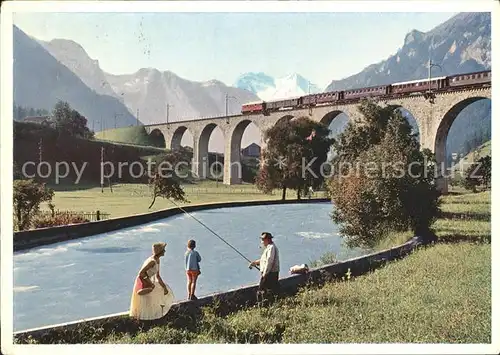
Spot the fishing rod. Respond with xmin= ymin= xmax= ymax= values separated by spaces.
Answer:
xmin=168 ymin=198 xmax=260 ymax=271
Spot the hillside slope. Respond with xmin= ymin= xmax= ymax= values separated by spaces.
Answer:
xmin=451 ymin=140 xmax=491 ymax=173
xmin=13 ymin=121 xmax=166 ymax=185
xmin=95 ymin=126 xmax=166 ymax=148
xmin=13 ymin=26 xmax=140 ymax=130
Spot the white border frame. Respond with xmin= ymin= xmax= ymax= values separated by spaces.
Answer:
xmin=1 ymin=1 xmax=498 ymax=354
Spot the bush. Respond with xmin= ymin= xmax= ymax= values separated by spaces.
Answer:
xmin=328 ymin=100 xmax=441 ymax=248
xmin=13 ymin=179 xmax=54 ymax=230
xmin=33 ymin=214 xmax=90 ymax=228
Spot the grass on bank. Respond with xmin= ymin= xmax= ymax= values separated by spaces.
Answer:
xmin=375 ymin=190 xmax=491 ymax=250
xmin=42 ymin=181 xmax=328 ymax=218
xmin=101 ymin=245 xmax=490 ymax=344
xmin=94 ymin=126 xmax=165 ymax=148
xmin=34 ymin=189 xmax=488 ymax=344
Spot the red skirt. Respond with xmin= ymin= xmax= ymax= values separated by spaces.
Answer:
xmin=134 ymin=276 xmax=144 ymax=293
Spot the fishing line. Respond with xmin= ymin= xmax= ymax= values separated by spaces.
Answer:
xmin=168 ymin=198 xmax=260 ymax=271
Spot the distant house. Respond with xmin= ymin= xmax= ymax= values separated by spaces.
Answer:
xmin=23 ymin=115 xmax=54 ymax=127
xmin=241 ymin=143 xmax=261 ymax=158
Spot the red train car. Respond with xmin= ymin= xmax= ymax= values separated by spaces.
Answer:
xmin=241 ymin=101 xmax=265 ymax=114
xmin=448 ymin=70 xmax=491 ymax=88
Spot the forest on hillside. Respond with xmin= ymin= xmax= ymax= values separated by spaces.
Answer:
xmin=13 ymin=103 xmax=50 ymax=121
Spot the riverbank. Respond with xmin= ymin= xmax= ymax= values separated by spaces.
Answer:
xmin=100 ymin=191 xmax=491 ymax=344
xmin=43 ymin=181 xmax=326 ymax=218
xmin=100 ymin=242 xmax=490 ymax=344
xmin=17 ymin=190 xmax=490 ymax=344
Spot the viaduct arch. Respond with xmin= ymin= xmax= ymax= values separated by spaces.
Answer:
xmin=144 ymin=86 xmax=491 ymax=193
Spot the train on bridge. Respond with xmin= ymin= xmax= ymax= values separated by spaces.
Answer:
xmin=241 ymin=70 xmax=491 ymax=115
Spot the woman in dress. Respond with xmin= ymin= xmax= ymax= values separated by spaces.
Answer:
xmin=129 ymin=242 xmax=175 ymax=320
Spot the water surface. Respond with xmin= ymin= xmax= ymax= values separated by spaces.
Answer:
xmin=14 ymin=202 xmax=368 ymax=331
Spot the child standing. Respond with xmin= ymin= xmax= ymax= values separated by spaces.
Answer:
xmin=185 ymin=239 xmax=202 ymax=300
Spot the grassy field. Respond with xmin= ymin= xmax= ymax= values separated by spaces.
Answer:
xmin=31 ymin=189 xmax=488 ymax=344
xmin=43 ymin=181 xmax=328 ymax=218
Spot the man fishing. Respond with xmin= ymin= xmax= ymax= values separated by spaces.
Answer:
xmin=249 ymin=232 xmax=280 ymax=305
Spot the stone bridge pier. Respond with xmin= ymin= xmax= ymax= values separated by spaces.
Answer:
xmin=386 ymin=87 xmax=491 ymax=194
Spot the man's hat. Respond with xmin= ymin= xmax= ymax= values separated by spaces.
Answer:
xmin=260 ymin=232 xmax=273 ymax=240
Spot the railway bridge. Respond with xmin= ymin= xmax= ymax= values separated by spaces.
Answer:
xmin=144 ymin=85 xmax=491 ymax=193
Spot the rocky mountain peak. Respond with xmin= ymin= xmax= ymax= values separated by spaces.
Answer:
xmin=325 ymin=12 xmax=491 ymax=92
xmin=404 ymin=29 xmax=425 ymax=46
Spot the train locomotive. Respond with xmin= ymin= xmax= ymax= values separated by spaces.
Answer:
xmin=241 ymin=70 xmax=491 ymax=115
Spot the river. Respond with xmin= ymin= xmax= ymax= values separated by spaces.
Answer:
xmin=13 ymin=202 xmax=368 ymax=331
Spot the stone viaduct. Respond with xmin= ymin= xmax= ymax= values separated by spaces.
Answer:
xmin=144 ymin=86 xmax=491 ymax=194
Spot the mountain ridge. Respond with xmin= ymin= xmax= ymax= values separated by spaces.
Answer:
xmin=13 ymin=25 xmax=140 ymax=130
xmin=324 ymin=12 xmax=490 ymax=91
xmin=38 ymin=36 xmax=260 ymax=126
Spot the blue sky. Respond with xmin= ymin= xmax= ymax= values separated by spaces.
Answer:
xmin=13 ymin=11 xmax=458 ymax=89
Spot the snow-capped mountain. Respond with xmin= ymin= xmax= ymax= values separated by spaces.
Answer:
xmin=234 ymin=72 xmax=321 ymax=101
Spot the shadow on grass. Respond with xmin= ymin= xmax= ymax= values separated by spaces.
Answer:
xmin=437 ymin=233 xmax=491 ymax=244
xmin=445 ymin=191 xmax=464 ymax=196
xmin=444 ymin=200 xmax=491 ymax=205
xmin=47 ymin=181 xmax=102 ymax=192
xmin=438 ymin=211 xmax=491 ymax=221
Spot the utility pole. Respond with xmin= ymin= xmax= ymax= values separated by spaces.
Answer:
xmin=100 ymin=115 xmax=105 ymax=139
xmin=101 ymin=146 xmax=104 ymax=193
xmin=108 ymin=146 xmax=114 ymax=193
xmin=225 ymin=93 xmax=236 ymax=124
xmin=136 ymin=109 xmax=140 ymax=126
xmin=166 ymin=103 xmax=173 ymax=128
xmin=308 ymin=80 xmax=312 ymax=116
xmin=426 ymin=47 xmax=441 ymax=104
xmin=38 ymin=138 xmax=43 ymax=164
xmin=114 ymin=113 xmax=123 ymax=129
xmin=215 ymin=152 xmax=219 ymax=188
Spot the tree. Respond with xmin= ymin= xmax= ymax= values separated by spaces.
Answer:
xmin=13 ymin=179 xmax=54 ymax=230
xmin=53 ymin=101 xmax=94 ymax=139
xmin=462 ymin=155 xmax=491 ymax=192
xmin=479 ymin=155 xmax=491 ymax=188
xmin=13 ymin=104 xmax=50 ymax=120
xmin=148 ymin=173 xmax=188 ymax=209
xmin=147 ymin=150 xmax=190 ymax=209
xmin=256 ymin=117 xmax=333 ymax=200
xmin=328 ymin=100 xmax=440 ymax=248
